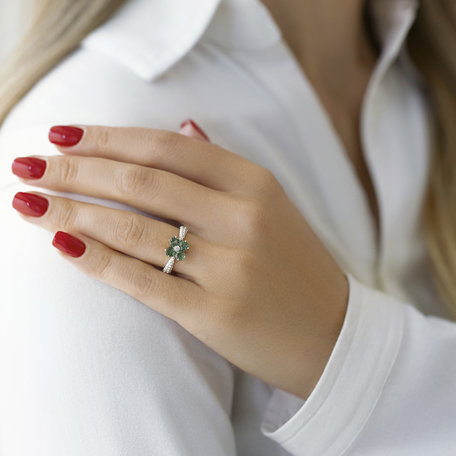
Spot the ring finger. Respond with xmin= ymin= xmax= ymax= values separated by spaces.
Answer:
xmin=11 ymin=191 xmax=220 ymax=282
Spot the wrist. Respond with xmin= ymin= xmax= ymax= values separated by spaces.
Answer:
xmin=296 ymin=272 xmax=350 ymax=400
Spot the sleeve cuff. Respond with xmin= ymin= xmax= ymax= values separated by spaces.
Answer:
xmin=260 ymin=272 xmax=405 ymax=456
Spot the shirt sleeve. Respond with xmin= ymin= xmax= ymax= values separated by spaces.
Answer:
xmin=260 ymin=272 xmax=456 ymax=455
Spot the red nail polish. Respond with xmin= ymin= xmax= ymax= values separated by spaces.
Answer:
xmin=48 ymin=126 xmax=84 ymax=147
xmin=11 ymin=157 xmax=46 ymax=179
xmin=52 ymin=231 xmax=86 ymax=257
xmin=180 ymin=119 xmax=209 ymax=141
xmin=12 ymin=192 xmax=49 ymax=217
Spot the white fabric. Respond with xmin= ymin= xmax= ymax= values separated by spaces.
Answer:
xmin=1 ymin=0 xmax=455 ymax=454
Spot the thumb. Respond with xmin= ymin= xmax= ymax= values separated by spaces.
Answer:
xmin=178 ymin=119 xmax=210 ymax=142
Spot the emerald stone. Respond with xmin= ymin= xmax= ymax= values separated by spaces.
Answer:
xmin=166 ymin=236 xmax=190 ymax=260
xmin=170 ymin=236 xmax=180 ymax=246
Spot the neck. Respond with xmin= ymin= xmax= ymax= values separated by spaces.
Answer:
xmin=260 ymin=0 xmax=377 ymax=81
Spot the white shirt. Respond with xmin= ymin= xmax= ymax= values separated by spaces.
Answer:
xmin=1 ymin=0 xmax=455 ymax=454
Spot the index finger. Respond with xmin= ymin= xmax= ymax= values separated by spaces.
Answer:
xmin=49 ymin=124 xmax=258 ymax=194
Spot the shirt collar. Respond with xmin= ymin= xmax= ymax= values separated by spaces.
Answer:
xmin=81 ymin=0 xmax=222 ymax=81
xmin=370 ymin=0 xmax=423 ymax=85
xmin=81 ymin=0 xmax=420 ymax=82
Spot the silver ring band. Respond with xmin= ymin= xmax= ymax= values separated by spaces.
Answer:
xmin=163 ymin=225 xmax=190 ymax=274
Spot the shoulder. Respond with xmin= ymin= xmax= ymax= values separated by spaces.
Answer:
xmin=0 ymin=0 xmax=283 ymax=142
xmin=1 ymin=0 xmax=221 ymax=132
xmin=0 ymin=0 xmax=282 ymax=185
xmin=0 ymin=0 xmax=226 ymax=178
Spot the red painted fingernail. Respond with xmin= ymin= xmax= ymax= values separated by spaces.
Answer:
xmin=48 ymin=126 xmax=84 ymax=147
xmin=52 ymin=231 xmax=86 ymax=257
xmin=11 ymin=157 xmax=46 ymax=179
xmin=12 ymin=192 xmax=49 ymax=217
xmin=180 ymin=119 xmax=209 ymax=141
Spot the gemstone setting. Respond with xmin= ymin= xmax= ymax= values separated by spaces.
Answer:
xmin=165 ymin=236 xmax=189 ymax=261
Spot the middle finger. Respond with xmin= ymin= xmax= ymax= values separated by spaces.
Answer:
xmin=12 ymin=154 xmax=233 ymax=236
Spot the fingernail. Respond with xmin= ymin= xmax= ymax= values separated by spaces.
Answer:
xmin=12 ymin=192 xmax=49 ymax=217
xmin=180 ymin=119 xmax=210 ymax=141
xmin=48 ymin=125 xmax=84 ymax=147
xmin=52 ymin=231 xmax=86 ymax=257
xmin=11 ymin=157 xmax=46 ymax=179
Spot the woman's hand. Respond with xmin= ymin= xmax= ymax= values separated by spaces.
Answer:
xmin=11 ymin=120 xmax=348 ymax=400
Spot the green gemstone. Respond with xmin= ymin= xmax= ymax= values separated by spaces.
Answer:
xmin=166 ymin=235 xmax=189 ymax=261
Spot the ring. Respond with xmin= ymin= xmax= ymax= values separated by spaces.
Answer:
xmin=162 ymin=225 xmax=190 ymax=273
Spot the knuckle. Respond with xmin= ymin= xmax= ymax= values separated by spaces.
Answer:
xmin=115 ymin=214 xmax=147 ymax=247
xmin=223 ymin=248 xmax=260 ymax=299
xmin=253 ymin=166 xmax=283 ymax=196
xmin=153 ymin=130 xmax=182 ymax=160
xmin=132 ymin=269 xmax=155 ymax=298
xmin=59 ymin=157 xmax=80 ymax=186
xmin=258 ymin=166 xmax=278 ymax=186
xmin=95 ymin=127 xmax=111 ymax=154
xmin=56 ymin=199 xmax=78 ymax=230
xmin=116 ymin=165 xmax=154 ymax=197
xmin=135 ymin=128 xmax=156 ymax=156
xmin=238 ymin=198 xmax=267 ymax=233
xmin=87 ymin=251 xmax=112 ymax=277
xmin=231 ymin=248 xmax=257 ymax=275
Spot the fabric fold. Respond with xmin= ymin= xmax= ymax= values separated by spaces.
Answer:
xmin=260 ymin=273 xmax=405 ymax=455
